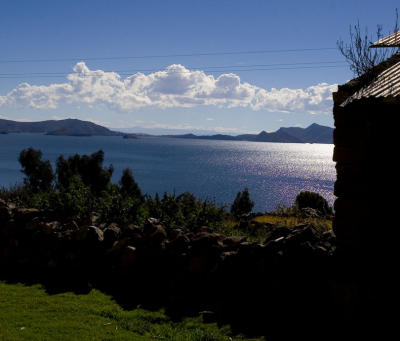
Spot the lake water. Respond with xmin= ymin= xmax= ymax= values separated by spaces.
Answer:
xmin=0 ymin=133 xmax=335 ymax=212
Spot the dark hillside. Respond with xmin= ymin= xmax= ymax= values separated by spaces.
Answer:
xmin=253 ymin=130 xmax=303 ymax=143
xmin=279 ymin=123 xmax=333 ymax=143
xmin=0 ymin=118 xmax=121 ymax=136
xmin=170 ymin=123 xmax=333 ymax=144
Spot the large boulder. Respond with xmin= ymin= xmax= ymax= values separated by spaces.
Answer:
xmin=103 ymin=223 xmax=121 ymax=247
xmin=187 ymin=254 xmax=212 ymax=273
xmin=0 ymin=205 xmax=12 ymax=224
xmin=143 ymin=218 xmax=160 ymax=234
xmin=186 ymin=232 xmax=225 ymax=274
xmin=148 ymin=225 xmax=167 ymax=245
xmin=222 ymin=236 xmax=246 ymax=251
xmin=237 ymin=241 xmax=261 ymax=255
xmin=0 ymin=198 xmax=7 ymax=207
xmin=2 ymin=220 xmax=17 ymax=238
xmin=300 ymin=207 xmax=321 ymax=218
xmin=143 ymin=219 xmax=167 ymax=245
xmin=165 ymin=232 xmax=190 ymax=254
xmin=39 ymin=221 xmax=61 ymax=235
xmin=76 ymin=225 xmax=104 ymax=244
xmin=285 ymin=224 xmax=320 ymax=246
xmin=120 ymin=246 xmax=137 ymax=267
xmin=13 ymin=208 xmax=40 ymax=225
xmin=190 ymin=232 xmax=224 ymax=254
xmin=104 ymin=238 xmax=128 ymax=262
xmin=121 ymin=224 xmax=141 ymax=238
xmin=167 ymin=227 xmax=184 ymax=241
xmin=64 ymin=220 xmax=79 ymax=231
xmin=25 ymin=217 xmax=41 ymax=231
xmin=264 ymin=226 xmax=291 ymax=244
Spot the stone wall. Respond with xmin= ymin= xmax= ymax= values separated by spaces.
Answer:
xmin=0 ymin=199 xmax=337 ymax=340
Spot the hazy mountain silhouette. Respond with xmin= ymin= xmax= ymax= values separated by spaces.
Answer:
xmin=169 ymin=123 xmax=333 ymax=144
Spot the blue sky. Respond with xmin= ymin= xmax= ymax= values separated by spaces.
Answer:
xmin=0 ymin=0 xmax=398 ymax=134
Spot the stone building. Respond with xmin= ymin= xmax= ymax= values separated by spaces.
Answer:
xmin=333 ymin=31 xmax=400 ymax=258
xmin=332 ymin=31 xmax=400 ymax=335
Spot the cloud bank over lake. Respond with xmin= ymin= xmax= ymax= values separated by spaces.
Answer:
xmin=0 ymin=62 xmax=337 ymax=115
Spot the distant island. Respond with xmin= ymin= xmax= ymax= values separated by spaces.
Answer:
xmin=0 ymin=118 xmax=333 ymax=143
xmin=165 ymin=123 xmax=333 ymax=144
xmin=122 ymin=133 xmax=138 ymax=139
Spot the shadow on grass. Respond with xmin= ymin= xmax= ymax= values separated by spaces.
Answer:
xmin=1 ymin=256 xmax=340 ymax=341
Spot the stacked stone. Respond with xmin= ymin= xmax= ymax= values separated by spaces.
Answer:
xmin=0 ymin=199 xmax=337 ymax=339
xmin=333 ymin=84 xmax=369 ymax=259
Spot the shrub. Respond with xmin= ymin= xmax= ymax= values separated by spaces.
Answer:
xmin=230 ymin=188 xmax=254 ymax=220
xmin=119 ymin=168 xmax=143 ymax=203
xmin=58 ymin=176 xmax=95 ymax=219
xmin=98 ymin=184 xmax=145 ymax=225
xmin=144 ymin=192 xmax=226 ymax=232
xmin=19 ymin=148 xmax=54 ymax=193
xmin=56 ymin=150 xmax=113 ymax=194
xmin=295 ymin=191 xmax=333 ymax=216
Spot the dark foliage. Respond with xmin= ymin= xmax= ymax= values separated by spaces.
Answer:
xmin=295 ymin=191 xmax=333 ymax=216
xmin=19 ymin=148 xmax=54 ymax=193
xmin=230 ymin=188 xmax=254 ymax=219
xmin=119 ymin=168 xmax=143 ymax=202
xmin=145 ymin=192 xmax=226 ymax=231
xmin=97 ymin=184 xmax=145 ymax=225
xmin=56 ymin=150 xmax=113 ymax=194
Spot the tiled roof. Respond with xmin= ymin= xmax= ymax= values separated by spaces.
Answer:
xmin=370 ymin=31 xmax=400 ymax=47
xmin=341 ymin=57 xmax=400 ymax=105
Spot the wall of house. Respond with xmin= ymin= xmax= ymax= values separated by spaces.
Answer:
xmin=332 ymin=88 xmax=399 ymax=335
xmin=333 ymin=52 xmax=400 ymax=270
xmin=333 ymin=92 xmax=398 ymax=262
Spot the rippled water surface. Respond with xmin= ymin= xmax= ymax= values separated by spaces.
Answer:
xmin=0 ymin=134 xmax=335 ymax=212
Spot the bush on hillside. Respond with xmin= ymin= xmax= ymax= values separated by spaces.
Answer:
xmin=230 ymin=188 xmax=254 ymax=220
xmin=145 ymin=192 xmax=226 ymax=231
xmin=56 ymin=150 xmax=113 ymax=194
xmin=295 ymin=191 xmax=333 ymax=216
xmin=120 ymin=168 xmax=143 ymax=202
xmin=19 ymin=148 xmax=54 ymax=193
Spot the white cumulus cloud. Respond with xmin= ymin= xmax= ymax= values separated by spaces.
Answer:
xmin=0 ymin=62 xmax=337 ymax=114
xmin=252 ymin=83 xmax=337 ymax=114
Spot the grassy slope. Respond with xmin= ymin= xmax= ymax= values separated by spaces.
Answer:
xmin=213 ymin=214 xmax=332 ymax=243
xmin=0 ymin=281 xmax=263 ymax=341
xmin=253 ymin=214 xmax=332 ymax=231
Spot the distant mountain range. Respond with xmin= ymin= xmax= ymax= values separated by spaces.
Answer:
xmin=0 ymin=118 xmax=333 ymax=143
xmin=167 ymin=123 xmax=333 ymax=144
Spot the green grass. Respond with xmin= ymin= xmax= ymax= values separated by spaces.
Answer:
xmin=211 ymin=214 xmax=332 ymax=244
xmin=0 ymin=281 xmax=263 ymax=341
xmin=253 ymin=214 xmax=332 ymax=231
